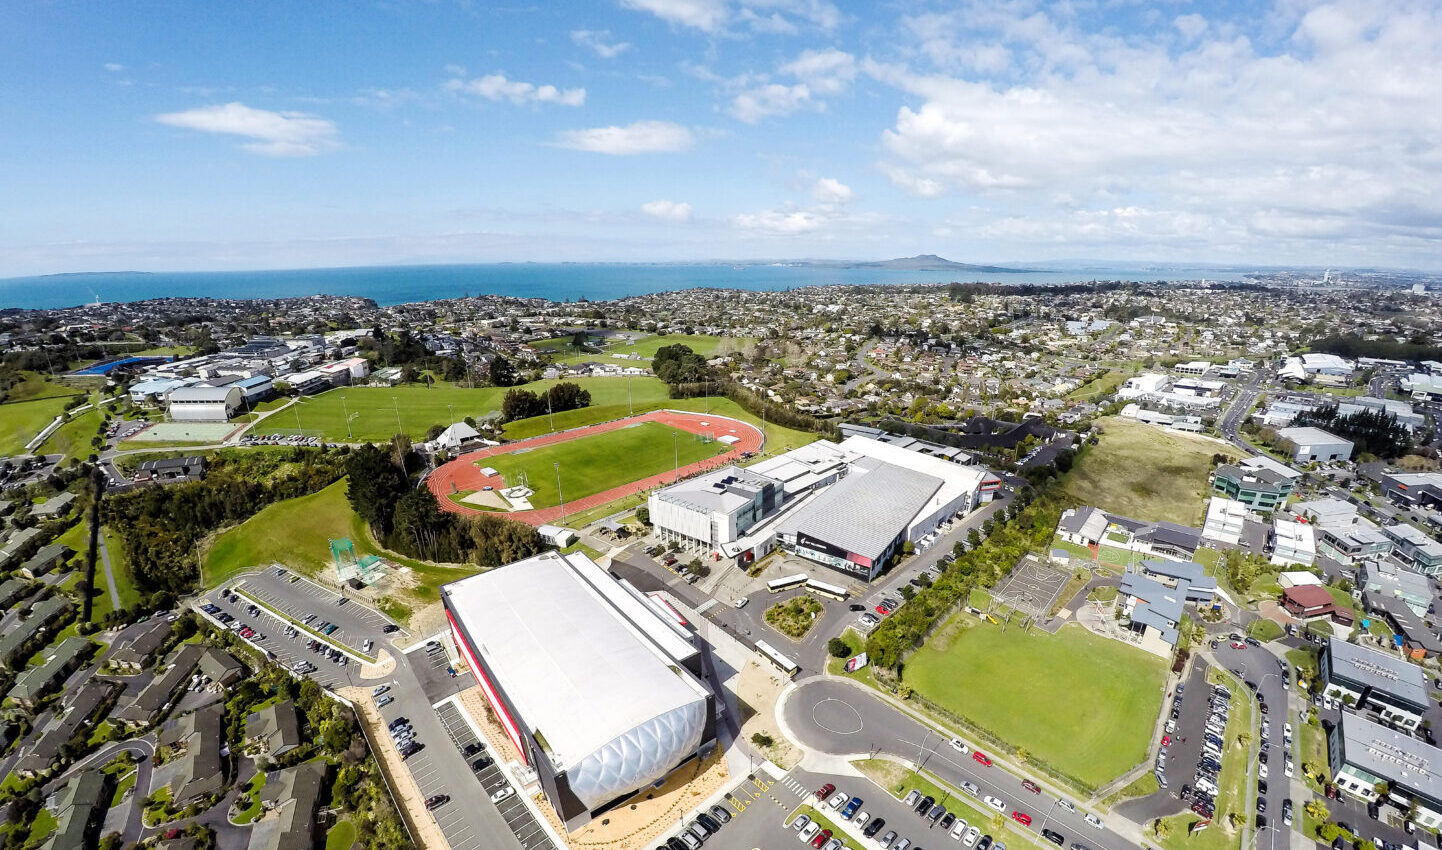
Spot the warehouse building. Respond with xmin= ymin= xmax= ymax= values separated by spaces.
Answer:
xmin=166 ymin=385 xmax=243 ymax=421
xmin=647 ymin=465 xmax=784 ymax=558
xmin=1276 ymin=426 xmax=1354 ymax=463
xmin=1381 ymin=472 xmax=1442 ymax=511
xmin=1210 ymin=461 xmax=1296 ymax=511
xmin=1384 ymin=524 xmax=1442 ymax=576
xmin=443 ymin=551 xmax=715 ymax=830
xmin=1328 ymin=711 xmax=1442 ymax=828
xmin=1320 ymin=638 xmax=1429 ymax=730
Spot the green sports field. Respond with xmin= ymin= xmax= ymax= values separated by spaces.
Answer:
xmin=534 ymin=333 xmax=753 ymax=367
xmin=477 ymin=421 xmax=723 ymax=509
xmin=903 ymin=619 xmax=1166 ymax=789
xmin=250 ymin=377 xmax=670 ymax=443
xmin=0 ymin=394 xmax=78 ymax=455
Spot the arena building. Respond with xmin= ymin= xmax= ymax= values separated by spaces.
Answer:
xmin=442 ymin=551 xmax=715 ymax=830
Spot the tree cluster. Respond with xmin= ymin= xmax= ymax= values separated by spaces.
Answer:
xmin=1296 ymin=403 xmax=1411 ymax=459
xmin=652 ymin=343 xmax=717 ymax=384
xmin=104 ymin=448 xmax=348 ymax=593
xmin=500 ymin=382 xmax=591 ymax=422
xmin=1310 ymin=332 xmax=1442 ymax=365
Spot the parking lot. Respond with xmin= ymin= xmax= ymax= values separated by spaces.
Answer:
xmin=227 ymin=568 xmax=403 ymax=657
xmin=433 ymin=701 xmax=556 ymax=850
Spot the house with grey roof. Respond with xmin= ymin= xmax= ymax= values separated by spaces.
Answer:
xmin=1358 ymin=558 xmax=1433 ymax=617
xmin=20 ymin=543 xmax=72 ymax=578
xmin=0 ymin=576 xmax=36 ymax=610
xmin=113 ymin=643 xmax=241 ymax=729
xmin=0 ymin=526 xmax=42 ymax=570
xmin=1321 ymin=637 xmax=1430 ymax=729
xmin=7 ymin=637 xmax=96 ymax=708
xmin=30 ymin=492 xmax=76 ymax=520
xmin=0 ymin=595 xmax=73 ymax=668
xmin=13 ymin=680 xmax=121 ymax=778
xmin=1118 ymin=573 xmax=1185 ymax=656
xmin=159 ymin=702 xmax=226 ymax=804
xmin=247 ymin=760 xmax=328 ymax=850
xmin=244 ymin=701 xmax=303 ymax=758
xmin=1055 ymin=507 xmax=1204 ymax=562
xmin=106 ymin=619 xmax=172 ymax=672
xmin=39 ymin=768 xmax=111 ymax=850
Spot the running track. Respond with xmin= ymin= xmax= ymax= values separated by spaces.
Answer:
xmin=427 ymin=410 xmax=765 ymax=525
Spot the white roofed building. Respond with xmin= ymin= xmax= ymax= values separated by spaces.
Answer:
xmin=166 ymin=385 xmax=242 ymax=421
xmin=443 ymin=551 xmax=714 ymax=830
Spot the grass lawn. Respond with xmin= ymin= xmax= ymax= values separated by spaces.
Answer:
xmin=1067 ymin=370 xmax=1132 ymax=400
xmin=765 ymin=596 xmax=823 ymax=640
xmin=1101 ymin=771 xmax=1159 ymax=808
xmin=251 ymin=377 xmax=668 ymax=443
xmin=1247 ymin=619 xmax=1285 ymax=641
xmin=26 ymin=808 xmax=57 ymax=845
xmin=326 ymin=818 xmax=358 ymax=850
xmin=110 ymin=769 xmax=138 ymax=806
xmin=1154 ymin=668 xmax=1252 ymax=850
xmin=480 ymin=421 xmax=723 ymax=509
xmin=203 ymin=478 xmax=480 ymax=620
xmin=1062 ymin=417 xmax=1236 ymax=526
xmin=3 ymin=371 xmax=83 ymax=403
xmin=41 ymin=402 xmax=105 ymax=459
xmin=233 ymin=772 xmax=267 ymax=824
xmin=902 ymin=619 xmax=1167 ymax=790
xmin=559 ymin=540 xmax=605 ymax=561
xmin=852 ymin=760 xmax=1051 ymax=850
xmin=0 ymin=394 xmax=76 ymax=455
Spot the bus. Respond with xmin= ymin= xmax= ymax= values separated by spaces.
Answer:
xmin=755 ymin=640 xmax=800 ymax=678
xmin=766 ymin=573 xmax=808 ymax=593
xmin=804 ymin=578 xmax=849 ymax=601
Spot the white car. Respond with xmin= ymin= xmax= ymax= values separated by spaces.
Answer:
xmin=1057 ymin=799 xmax=1076 ymax=812
xmin=1258 ymin=763 xmax=1269 ymax=779
xmin=963 ymin=827 xmax=980 ymax=847
xmin=960 ymin=781 xmax=980 ymax=797
xmin=830 ymin=792 xmax=849 ymax=810
xmin=949 ymin=738 xmax=969 ymax=754
xmin=1285 ymin=760 xmax=1294 ymax=778
xmin=490 ymin=787 xmax=515 ymax=803
xmin=372 ymin=684 xmax=389 ymax=697
xmin=1084 ymin=813 xmax=1103 ymax=830
xmin=950 ymin=819 xmax=968 ymax=841
xmin=800 ymin=823 xmax=821 ymax=843
xmin=855 ymin=812 xmax=871 ymax=828
xmin=792 ymin=815 xmax=811 ymax=832
xmin=983 ymin=795 xmax=1006 ymax=812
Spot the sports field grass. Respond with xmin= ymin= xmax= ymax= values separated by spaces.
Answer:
xmin=1061 ymin=417 xmax=1237 ymax=526
xmin=902 ymin=619 xmax=1167 ymax=789
xmin=203 ymin=479 xmax=480 ymax=620
xmin=251 ymin=377 xmax=669 ymax=443
xmin=0 ymin=394 xmax=76 ymax=455
xmin=479 ymin=421 xmax=722 ymax=509
xmin=3 ymin=371 xmax=82 ymax=403
xmin=1066 ymin=370 xmax=1132 ymax=400
xmin=536 ymin=333 xmax=752 ymax=366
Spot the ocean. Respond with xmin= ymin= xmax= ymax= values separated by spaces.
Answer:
xmin=0 ymin=263 xmax=1249 ymax=310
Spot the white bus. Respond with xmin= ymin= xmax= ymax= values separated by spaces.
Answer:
xmin=767 ymin=573 xmax=808 ymax=593
xmin=804 ymin=578 xmax=848 ymax=601
xmin=755 ymin=640 xmax=800 ymax=678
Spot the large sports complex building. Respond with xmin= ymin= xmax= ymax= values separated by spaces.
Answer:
xmin=442 ymin=551 xmax=716 ymax=830
xmin=648 ymin=432 xmax=1002 ymax=580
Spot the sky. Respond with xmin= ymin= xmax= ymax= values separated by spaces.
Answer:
xmin=3 ymin=0 xmax=1442 ymax=277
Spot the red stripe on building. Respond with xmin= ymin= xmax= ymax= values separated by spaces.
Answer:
xmin=446 ymin=610 xmax=528 ymax=765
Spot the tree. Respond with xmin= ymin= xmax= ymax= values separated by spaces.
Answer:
xmin=345 ymin=444 xmax=409 ymax=536
xmin=501 ymin=389 xmax=544 ymax=421
xmin=899 ymin=585 xmax=916 ymax=602
xmin=1304 ymin=800 xmax=1329 ymax=822
xmin=546 ymin=381 xmax=592 ymax=413
xmin=1152 ymin=819 xmax=1172 ymax=839
xmin=828 ymin=638 xmax=851 ymax=658
xmin=1319 ymin=823 xmax=1343 ymax=843
xmin=487 ymin=355 xmax=519 ymax=387
xmin=967 ymin=528 xmax=982 ymax=549
xmin=750 ymin=732 xmax=774 ymax=748
xmin=652 ymin=344 xmax=715 ymax=384
xmin=634 ymin=506 xmax=651 ymax=525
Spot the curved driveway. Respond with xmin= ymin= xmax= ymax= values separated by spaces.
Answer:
xmin=784 ymin=678 xmax=1146 ymax=850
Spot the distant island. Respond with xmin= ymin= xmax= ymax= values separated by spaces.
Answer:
xmin=801 ymin=254 xmax=1038 ymax=273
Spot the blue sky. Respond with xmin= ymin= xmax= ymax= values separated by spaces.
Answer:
xmin=3 ymin=0 xmax=1441 ymax=276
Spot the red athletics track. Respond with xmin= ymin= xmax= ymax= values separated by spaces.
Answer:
xmin=426 ymin=409 xmax=765 ymax=525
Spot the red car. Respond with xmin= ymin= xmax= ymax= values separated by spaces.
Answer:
xmin=812 ymin=830 xmax=833 ymax=849
xmin=1230 ymin=641 xmax=1246 ymax=649
xmin=972 ymin=751 xmax=992 ymax=766
xmin=874 ymin=599 xmax=899 ymax=616
xmin=1021 ymin=780 xmax=1040 ymax=794
xmin=1012 ymin=812 xmax=1032 ymax=826
xmin=1161 ymin=735 xmax=1172 ymax=748
xmin=815 ymin=783 xmax=835 ymax=801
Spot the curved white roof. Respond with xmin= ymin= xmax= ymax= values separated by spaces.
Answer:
xmin=444 ymin=551 xmax=708 ymax=809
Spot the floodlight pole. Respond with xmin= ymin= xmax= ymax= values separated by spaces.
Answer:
xmin=448 ymin=404 xmax=455 ymax=429
xmin=341 ymin=395 xmax=352 ymax=440
xmin=548 ymin=393 xmax=554 ymax=432
xmin=674 ymin=431 xmax=679 ymax=483
xmin=392 ymin=396 xmax=403 ymax=437
xmin=555 ymin=462 xmax=565 ymax=523
xmin=294 ymin=406 xmax=303 ymax=437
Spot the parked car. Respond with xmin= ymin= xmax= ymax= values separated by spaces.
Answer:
xmin=949 ymin=738 xmax=969 ymax=754
xmin=1021 ymin=780 xmax=1040 ymax=794
xmin=424 ymin=795 xmax=449 ymax=810
xmin=490 ymin=786 xmax=514 ymax=803
xmin=1041 ymin=831 xmax=1064 ymax=847
xmin=972 ymin=751 xmax=992 ymax=766
xmin=816 ymin=784 xmax=836 ymax=801
xmin=863 ymin=818 xmax=885 ymax=839
xmin=1011 ymin=812 xmax=1031 ymax=826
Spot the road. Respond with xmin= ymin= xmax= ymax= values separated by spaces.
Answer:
xmin=1218 ymin=368 xmax=1267 ymax=454
xmin=783 ymin=678 xmax=1141 ymax=850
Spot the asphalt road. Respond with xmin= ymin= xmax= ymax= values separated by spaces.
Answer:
xmin=782 ymin=679 xmax=1140 ymax=850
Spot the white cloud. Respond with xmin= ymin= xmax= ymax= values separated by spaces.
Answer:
xmin=733 ymin=208 xmax=826 ymax=234
xmin=571 ymin=29 xmax=632 ymax=58
xmin=446 ymin=73 xmax=585 ymax=106
xmin=620 ymin=0 xmax=727 ymax=32
xmin=731 ymin=83 xmax=811 ymax=122
xmin=780 ymin=48 xmax=855 ymax=95
xmin=555 ymin=120 xmax=695 ymax=155
xmin=812 ymin=177 xmax=852 ymax=204
xmin=641 ymin=199 xmax=694 ymax=221
xmin=868 ymin=1 xmax=1442 ymax=258
xmin=154 ymin=102 xmax=340 ymax=157
xmin=103 ymin=62 xmax=125 ymax=72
